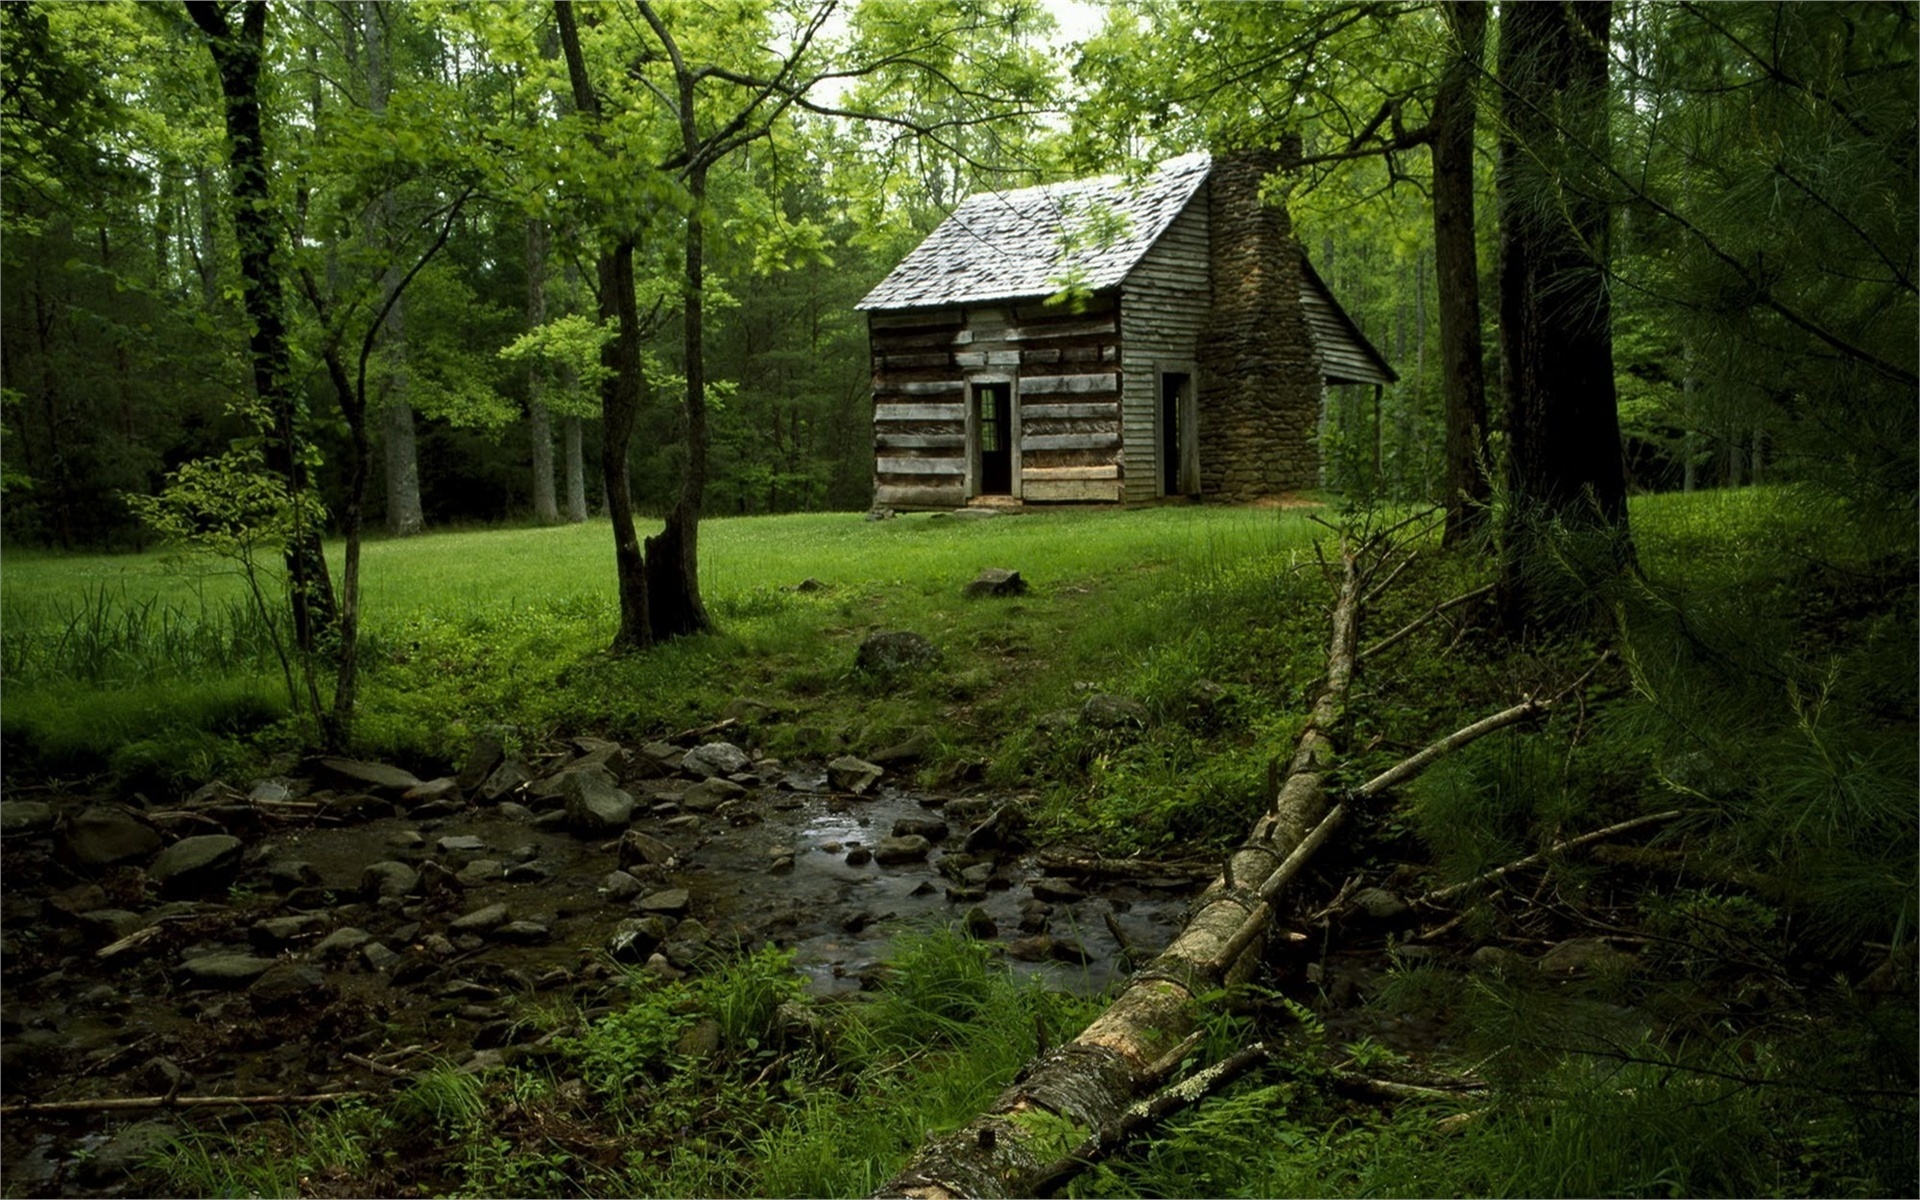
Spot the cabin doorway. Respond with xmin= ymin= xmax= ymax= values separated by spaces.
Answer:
xmin=1160 ymin=370 xmax=1196 ymax=496
xmin=974 ymin=381 xmax=1012 ymax=495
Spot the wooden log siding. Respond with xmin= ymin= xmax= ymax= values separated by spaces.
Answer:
xmin=1119 ymin=182 xmax=1212 ymax=502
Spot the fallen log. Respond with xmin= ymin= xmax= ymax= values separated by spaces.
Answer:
xmin=879 ymin=529 xmax=1601 ymax=1199
xmin=877 ymin=538 xmax=1370 ymax=1199
xmin=0 ymin=1090 xmax=370 ymax=1115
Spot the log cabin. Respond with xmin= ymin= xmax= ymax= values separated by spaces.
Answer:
xmin=857 ymin=150 xmax=1397 ymax=509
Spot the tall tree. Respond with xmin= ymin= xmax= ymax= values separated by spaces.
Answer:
xmin=183 ymin=0 xmax=336 ymax=651
xmin=1432 ymin=1 xmax=1488 ymax=544
xmin=1495 ymin=0 xmax=1630 ymax=630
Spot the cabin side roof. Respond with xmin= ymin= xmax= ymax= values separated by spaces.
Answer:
xmin=856 ymin=153 xmax=1212 ymax=311
xmin=1300 ymin=257 xmax=1399 ymax=386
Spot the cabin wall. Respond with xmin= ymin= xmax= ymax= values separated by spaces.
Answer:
xmin=1197 ymin=151 xmax=1325 ymax=500
xmin=1119 ymin=185 xmax=1211 ymax=502
xmin=870 ymin=295 xmax=1124 ymax=509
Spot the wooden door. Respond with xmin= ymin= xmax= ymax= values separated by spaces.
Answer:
xmin=975 ymin=382 xmax=1012 ymax=495
xmin=1161 ymin=371 xmax=1197 ymax=496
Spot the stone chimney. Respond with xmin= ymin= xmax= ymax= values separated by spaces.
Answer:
xmin=1197 ymin=146 xmax=1323 ymax=500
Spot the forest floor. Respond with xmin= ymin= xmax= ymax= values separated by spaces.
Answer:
xmin=1 ymin=496 xmax=1913 ymax=1197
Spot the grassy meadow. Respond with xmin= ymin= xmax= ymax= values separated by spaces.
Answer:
xmin=5 ymin=489 xmax=1914 ymax=1197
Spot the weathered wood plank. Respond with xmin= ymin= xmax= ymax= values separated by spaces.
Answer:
xmin=880 ymin=352 xmax=952 ymax=369
xmin=1022 ymin=465 xmax=1120 ymax=481
xmin=876 ymin=483 xmax=967 ymax=508
xmin=1004 ymin=319 xmax=1117 ymax=342
xmin=874 ymin=403 xmax=964 ymax=422
xmin=874 ymin=380 xmax=965 ymax=397
xmin=871 ymin=309 xmax=961 ymax=330
xmin=876 ymin=433 xmax=966 ymax=450
xmin=1024 ymin=479 xmax=1123 ymax=502
xmin=1020 ymin=373 xmax=1120 ymax=396
xmin=1022 ymin=432 xmax=1122 ymax=451
xmin=953 ymin=350 xmax=1022 ymax=368
xmin=1017 ymin=402 xmax=1120 ymax=420
xmin=876 ymin=456 xmax=966 ymax=476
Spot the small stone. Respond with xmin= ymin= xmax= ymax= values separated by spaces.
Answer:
xmin=496 ymin=801 xmax=535 ymax=822
xmin=1469 ymin=945 xmax=1530 ymax=975
xmin=494 ymin=921 xmax=551 ymax=944
xmin=963 ymin=568 xmax=1028 ymax=598
xmin=403 ymin=777 xmax=461 ymax=806
xmin=315 ymin=927 xmax=372 ymax=959
xmin=675 ymin=1018 xmax=723 ymax=1057
xmin=1080 ymin=693 xmax=1149 ymax=729
xmin=456 ymin=859 xmax=503 ymax=886
xmin=1349 ymin=886 xmax=1412 ymax=924
xmin=313 ymin=756 xmax=422 ymax=794
xmin=450 ymin=903 xmax=510 ymax=933
xmin=436 ymin=834 xmax=488 ymax=855
xmin=180 ymin=954 xmax=276 ymax=987
xmin=1538 ymin=937 xmax=1637 ymax=977
xmin=892 ymin=817 xmax=950 ymax=841
xmin=604 ymin=871 xmax=645 ymax=901
xmin=456 ymin=733 xmax=506 ymax=792
xmin=680 ymin=742 xmax=751 ymax=779
xmin=845 ymin=846 xmax=872 ymax=867
xmin=266 ymin=860 xmax=321 ymax=890
xmin=666 ymin=814 xmax=702 ymax=832
xmin=681 ymin=777 xmax=747 ymax=812
xmin=873 ymin=835 xmax=931 ymax=866
xmin=362 ymin=942 xmax=400 ymax=971
xmin=1030 ymin=877 xmax=1086 ymax=903
xmin=360 ymin=861 xmax=419 ymax=900
xmin=63 ymin=807 xmax=161 ymax=867
xmin=1006 ymin=935 xmax=1055 ymax=962
xmin=250 ymin=915 xmax=321 ymax=949
xmin=769 ymin=855 xmax=795 ymax=875
xmin=421 ymin=933 xmax=457 ymax=957
xmin=47 ymin=883 xmax=108 ymax=917
xmin=562 ymin=766 xmax=635 ymax=834
xmin=947 ymin=885 xmax=988 ymax=904
xmin=250 ymin=963 xmax=326 ymax=1011
xmin=636 ymin=889 xmax=690 ymax=917
xmin=388 ymin=830 xmax=426 ymax=850
xmin=0 ymin=800 xmax=56 ymax=836
xmin=76 ymin=1120 xmax=178 ymax=1185
xmin=962 ymin=907 xmax=997 ymax=938
xmin=855 ymin=630 xmax=940 ymax=675
xmin=480 ymin=757 xmax=535 ymax=802
xmin=828 ymin=755 xmax=886 ymax=795
xmin=149 ymin=835 xmax=244 ymax=898
xmin=1048 ymin=937 xmax=1092 ymax=965
xmin=619 ymin=830 xmax=677 ymax=869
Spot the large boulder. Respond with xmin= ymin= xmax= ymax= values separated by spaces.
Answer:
xmin=148 ymin=835 xmax=244 ymax=898
xmin=828 ymin=756 xmax=885 ymax=795
xmin=312 ymin=756 xmax=422 ymax=795
xmin=562 ymin=766 xmax=634 ymax=834
xmin=963 ymin=568 xmax=1029 ymax=598
xmin=1081 ymin=693 xmax=1149 ymax=729
xmin=873 ymin=835 xmax=931 ymax=866
xmin=680 ymin=742 xmax=751 ymax=779
xmin=63 ymin=807 xmax=161 ymax=867
xmin=681 ymin=777 xmax=747 ymax=812
xmin=856 ymin=630 xmax=940 ymax=676
xmin=0 ymin=800 xmax=56 ymax=836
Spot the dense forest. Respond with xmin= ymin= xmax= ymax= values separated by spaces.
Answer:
xmin=1 ymin=2 xmax=1913 ymax=1198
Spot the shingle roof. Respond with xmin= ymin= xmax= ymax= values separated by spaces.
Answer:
xmin=856 ymin=152 xmax=1212 ymax=311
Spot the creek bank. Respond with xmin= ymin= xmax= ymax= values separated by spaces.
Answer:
xmin=0 ymin=730 xmax=1199 ymax=1196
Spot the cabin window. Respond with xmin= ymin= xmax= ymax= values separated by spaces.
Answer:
xmin=1160 ymin=370 xmax=1197 ymax=496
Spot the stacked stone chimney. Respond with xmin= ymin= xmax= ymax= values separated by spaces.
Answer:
xmin=1197 ymin=147 xmax=1324 ymax=500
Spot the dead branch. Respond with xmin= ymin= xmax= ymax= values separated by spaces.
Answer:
xmin=1417 ymin=809 xmax=1686 ymax=907
xmin=344 ymin=1052 xmax=411 ymax=1078
xmin=1035 ymin=852 xmax=1216 ymax=882
xmin=1330 ymin=1073 xmax=1489 ymax=1103
xmin=0 ymin=1091 xmax=371 ymax=1115
xmin=1361 ymin=582 xmax=1496 ymax=661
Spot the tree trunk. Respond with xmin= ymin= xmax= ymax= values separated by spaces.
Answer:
xmin=563 ymin=412 xmax=588 ymax=522
xmin=363 ymin=2 xmax=424 ymax=539
xmin=644 ymin=157 xmax=713 ymax=639
xmin=1436 ymin=0 xmax=1490 ymax=545
xmin=1496 ymin=0 xmax=1630 ymax=632
xmin=555 ymin=0 xmax=649 ymax=650
xmin=878 ymin=550 xmax=1366 ymax=1199
xmin=185 ymin=0 xmax=336 ymax=653
xmin=526 ymin=218 xmax=560 ymax=524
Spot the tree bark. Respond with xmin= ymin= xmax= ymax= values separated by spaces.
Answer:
xmin=1496 ymin=0 xmax=1631 ymax=630
xmin=877 ymin=548 xmax=1367 ymax=1199
xmin=185 ymin=0 xmax=336 ymax=653
xmin=1435 ymin=0 xmax=1490 ymax=545
xmin=555 ymin=0 xmax=650 ymax=650
xmin=644 ymin=157 xmax=713 ymax=639
xmin=563 ymin=411 xmax=588 ymax=522
xmin=363 ymin=1 xmax=423 ymax=538
xmin=526 ymin=218 xmax=560 ymax=524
